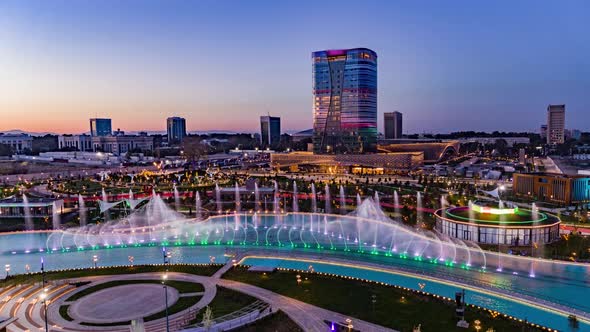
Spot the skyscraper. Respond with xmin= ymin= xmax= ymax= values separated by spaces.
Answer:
xmin=260 ymin=115 xmax=281 ymax=148
xmin=384 ymin=111 xmax=403 ymax=139
xmin=89 ymin=118 xmax=112 ymax=136
xmin=312 ymin=48 xmax=377 ymax=154
xmin=167 ymin=117 xmax=186 ymax=145
xmin=547 ymin=104 xmax=565 ymax=145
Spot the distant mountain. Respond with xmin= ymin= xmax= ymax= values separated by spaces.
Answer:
xmin=0 ymin=129 xmax=58 ymax=136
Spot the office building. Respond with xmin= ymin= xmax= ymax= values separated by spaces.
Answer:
xmin=260 ymin=115 xmax=281 ymax=148
xmin=167 ymin=117 xmax=186 ymax=145
xmin=384 ymin=111 xmax=402 ymax=139
xmin=540 ymin=125 xmax=547 ymax=139
xmin=546 ymin=105 xmax=565 ymax=145
xmin=91 ymin=135 xmax=154 ymax=155
xmin=58 ymin=134 xmax=93 ymax=151
xmin=0 ymin=134 xmax=33 ymax=153
xmin=89 ymin=118 xmax=112 ymax=136
xmin=312 ymin=48 xmax=377 ymax=154
xmin=513 ymin=172 xmax=590 ymax=205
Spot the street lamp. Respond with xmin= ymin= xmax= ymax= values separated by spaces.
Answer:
xmin=92 ymin=255 xmax=98 ymax=268
xmin=41 ymin=258 xmax=48 ymax=332
xmin=5 ymin=264 xmax=10 ymax=277
xmin=162 ymin=273 xmax=170 ymax=332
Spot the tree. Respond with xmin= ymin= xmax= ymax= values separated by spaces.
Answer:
xmin=181 ymin=136 xmax=207 ymax=169
xmin=202 ymin=306 xmax=214 ymax=330
xmin=0 ymin=144 xmax=12 ymax=157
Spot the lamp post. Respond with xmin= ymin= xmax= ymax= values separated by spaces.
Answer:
xmin=92 ymin=255 xmax=98 ymax=269
xmin=162 ymin=272 xmax=170 ymax=332
xmin=41 ymin=258 xmax=48 ymax=332
xmin=4 ymin=264 xmax=10 ymax=278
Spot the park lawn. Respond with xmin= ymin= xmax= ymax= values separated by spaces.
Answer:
xmin=0 ymin=264 xmax=222 ymax=288
xmin=59 ymin=305 xmax=74 ymax=321
xmin=223 ymin=267 xmax=542 ymax=332
xmin=191 ymin=286 xmax=257 ymax=325
xmin=229 ymin=310 xmax=303 ymax=332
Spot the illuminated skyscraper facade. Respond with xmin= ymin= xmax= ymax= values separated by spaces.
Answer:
xmin=312 ymin=48 xmax=377 ymax=154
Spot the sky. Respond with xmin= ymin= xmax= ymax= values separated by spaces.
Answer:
xmin=1 ymin=0 xmax=589 ymax=135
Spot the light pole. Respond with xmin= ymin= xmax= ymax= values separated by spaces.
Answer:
xmin=162 ymin=272 xmax=170 ymax=332
xmin=4 ymin=264 xmax=10 ymax=278
xmin=41 ymin=258 xmax=48 ymax=332
xmin=92 ymin=255 xmax=98 ymax=269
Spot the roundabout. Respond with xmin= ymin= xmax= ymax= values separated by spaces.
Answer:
xmin=68 ymin=283 xmax=180 ymax=324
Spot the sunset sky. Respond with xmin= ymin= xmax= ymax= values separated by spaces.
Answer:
xmin=1 ymin=0 xmax=589 ymax=134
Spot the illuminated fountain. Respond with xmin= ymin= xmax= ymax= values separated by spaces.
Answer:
xmin=292 ymin=181 xmax=298 ymax=212
xmin=324 ymin=184 xmax=331 ymax=214
xmin=254 ymin=182 xmax=260 ymax=212
xmin=195 ymin=191 xmax=202 ymax=220
xmin=52 ymin=202 xmax=61 ymax=230
xmin=339 ymin=186 xmax=345 ymax=214
xmin=174 ymin=184 xmax=181 ymax=211
xmin=273 ymin=181 xmax=279 ymax=213
xmin=78 ymin=194 xmax=87 ymax=227
xmin=393 ymin=191 xmax=401 ymax=222
xmin=311 ymin=183 xmax=317 ymax=213
xmin=215 ymin=183 xmax=222 ymax=213
xmin=22 ymin=194 xmax=34 ymax=231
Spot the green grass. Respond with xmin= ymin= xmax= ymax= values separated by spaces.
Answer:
xmin=0 ymin=264 xmax=222 ymax=288
xmin=229 ymin=310 xmax=303 ymax=332
xmin=191 ymin=286 xmax=257 ymax=325
xmin=66 ymin=279 xmax=203 ymax=301
xmin=59 ymin=305 xmax=74 ymax=321
xmin=144 ymin=296 xmax=201 ymax=321
xmin=223 ymin=267 xmax=544 ymax=332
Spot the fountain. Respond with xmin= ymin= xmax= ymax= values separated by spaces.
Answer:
xmin=215 ymin=183 xmax=222 ymax=213
xmin=374 ymin=191 xmax=380 ymax=206
xmin=324 ymin=184 xmax=331 ymax=214
xmin=393 ymin=191 xmax=401 ymax=222
xmin=235 ymin=183 xmax=241 ymax=213
xmin=311 ymin=183 xmax=317 ymax=213
xmin=129 ymin=189 xmax=134 ymax=201
xmin=195 ymin=191 xmax=202 ymax=220
xmin=292 ymin=181 xmax=299 ymax=212
xmin=22 ymin=194 xmax=34 ymax=231
xmin=174 ymin=184 xmax=181 ymax=211
xmin=52 ymin=202 xmax=60 ymax=230
xmin=356 ymin=193 xmax=362 ymax=207
xmin=101 ymin=188 xmax=108 ymax=202
xmin=339 ymin=185 xmax=346 ymax=214
xmin=416 ymin=192 xmax=423 ymax=225
xmin=78 ymin=194 xmax=87 ymax=227
xmin=254 ymin=182 xmax=260 ymax=212
xmin=273 ymin=181 xmax=279 ymax=213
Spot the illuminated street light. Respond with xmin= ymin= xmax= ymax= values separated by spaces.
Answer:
xmin=92 ymin=255 xmax=98 ymax=268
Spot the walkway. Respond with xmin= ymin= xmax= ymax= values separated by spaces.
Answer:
xmin=4 ymin=267 xmax=396 ymax=332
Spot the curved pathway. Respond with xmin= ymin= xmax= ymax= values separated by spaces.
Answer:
xmin=4 ymin=265 xmax=396 ymax=332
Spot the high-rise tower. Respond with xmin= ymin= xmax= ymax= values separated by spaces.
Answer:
xmin=312 ymin=48 xmax=377 ymax=154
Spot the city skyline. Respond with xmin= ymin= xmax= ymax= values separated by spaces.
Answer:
xmin=1 ymin=0 xmax=589 ymax=134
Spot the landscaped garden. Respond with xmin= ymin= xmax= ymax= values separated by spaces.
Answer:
xmin=223 ymin=266 xmax=545 ymax=332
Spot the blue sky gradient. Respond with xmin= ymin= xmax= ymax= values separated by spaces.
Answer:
xmin=1 ymin=0 xmax=588 ymax=134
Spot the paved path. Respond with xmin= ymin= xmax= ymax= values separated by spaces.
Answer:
xmin=218 ymin=278 xmax=396 ymax=332
xmin=69 ymin=284 xmax=180 ymax=323
xmin=7 ymin=266 xmax=396 ymax=332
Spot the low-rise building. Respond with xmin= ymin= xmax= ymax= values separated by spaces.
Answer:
xmin=513 ymin=172 xmax=590 ymax=205
xmin=58 ymin=134 xmax=93 ymax=151
xmin=0 ymin=134 xmax=33 ymax=153
xmin=271 ymin=151 xmax=423 ymax=174
xmin=91 ymin=135 xmax=154 ymax=155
